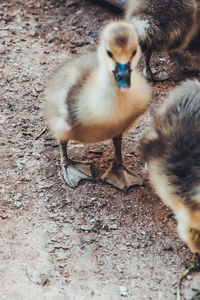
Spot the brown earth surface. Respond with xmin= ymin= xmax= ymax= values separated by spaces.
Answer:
xmin=1 ymin=1 xmax=200 ymax=299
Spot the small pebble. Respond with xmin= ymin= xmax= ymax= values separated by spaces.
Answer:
xmin=15 ymin=47 xmax=21 ymax=53
xmin=0 ymin=45 xmax=6 ymax=54
xmin=80 ymin=225 xmax=91 ymax=231
xmin=90 ymin=197 xmax=96 ymax=202
xmin=163 ymin=245 xmax=173 ymax=252
xmin=29 ymin=29 xmax=36 ymax=37
xmin=13 ymin=193 xmax=22 ymax=201
xmin=35 ymin=84 xmax=43 ymax=92
xmin=14 ymin=201 xmax=22 ymax=208
xmin=75 ymin=41 xmax=84 ymax=47
xmin=109 ymin=224 xmax=118 ymax=230
xmin=119 ymin=286 xmax=128 ymax=297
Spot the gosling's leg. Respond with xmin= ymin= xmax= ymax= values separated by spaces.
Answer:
xmin=101 ymin=135 xmax=143 ymax=192
xmin=144 ymin=49 xmax=169 ymax=82
xmin=60 ymin=141 xmax=93 ymax=188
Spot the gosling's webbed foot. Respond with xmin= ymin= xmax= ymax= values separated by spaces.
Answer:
xmin=61 ymin=160 xmax=93 ymax=188
xmin=101 ymin=161 xmax=143 ymax=192
xmin=143 ymin=67 xmax=169 ymax=82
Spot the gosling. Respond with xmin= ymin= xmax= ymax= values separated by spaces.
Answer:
xmin=45 ymin=20 xmax=151 ymax=191
xmin=125 ymin=0 xmax=198 ymax=81
xmin=141 ymin=80 xmax=200 ymax=253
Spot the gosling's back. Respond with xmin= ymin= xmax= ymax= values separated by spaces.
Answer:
xmin=143 ymin=80 xmax=200 ymax=203
xmin=126 ymin=0 xmax=198 ymax=52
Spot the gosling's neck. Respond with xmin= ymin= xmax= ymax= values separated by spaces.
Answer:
xmin=96 ymin=63 xmax=132 ymax=99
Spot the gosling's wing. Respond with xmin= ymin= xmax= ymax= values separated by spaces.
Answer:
xmin=45 ymin=53 xmax=97 ymax=139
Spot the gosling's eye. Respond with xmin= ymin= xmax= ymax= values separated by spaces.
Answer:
xmin=132 ymin=49 xmax=137 ymax=57
xmin=107 ymin=50 xmax=113 ymax=58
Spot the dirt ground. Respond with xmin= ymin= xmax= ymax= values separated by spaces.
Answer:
xmin=1 ymin=1 xmax=200 ymax=299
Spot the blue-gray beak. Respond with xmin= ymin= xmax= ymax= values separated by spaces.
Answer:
xmin=113 ymin=62 xmax=131 ymax=89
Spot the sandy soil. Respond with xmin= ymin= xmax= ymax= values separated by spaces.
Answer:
xmin=0 ymin=1 xmax=200 ymax=299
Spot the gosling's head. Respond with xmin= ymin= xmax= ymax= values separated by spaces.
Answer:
xmin=98 ymin=20 xmax=141 ymax=90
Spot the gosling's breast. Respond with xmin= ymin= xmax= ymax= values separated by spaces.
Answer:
xmin=69 ymin=122 xmax=129 ymax=143
xmin=68 ymin=105 xmax=147 ymax=143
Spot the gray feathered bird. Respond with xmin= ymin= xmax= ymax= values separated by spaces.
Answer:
xmin=142 ymin=80 xmax=200 ymax=252
xmin=126 ymin=0 xmax=198 ymax=81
